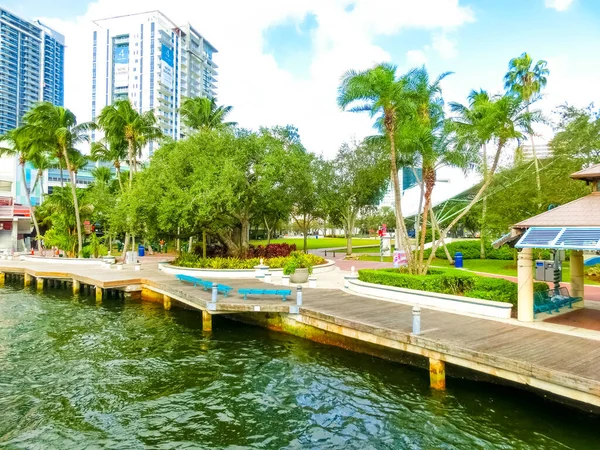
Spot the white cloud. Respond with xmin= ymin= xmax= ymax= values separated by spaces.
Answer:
xmin=406 ymin=50 xmax=428 ymax=66
xmin=544 ymin=0 xmax=575 ymax=11
xmin=432 ymin=33 xmax=458 ymax=59
xmin=39 ymin=0 xmax=475 ymax=156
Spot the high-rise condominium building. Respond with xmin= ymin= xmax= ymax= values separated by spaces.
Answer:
xmin=91 ymin=11 xmax=218 ymax=157
xmin=0 ymin=7 xmax=65 ymax=134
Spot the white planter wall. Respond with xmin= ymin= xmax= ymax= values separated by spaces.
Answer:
xmin=347 ymin=278 xmax=512 ymax=319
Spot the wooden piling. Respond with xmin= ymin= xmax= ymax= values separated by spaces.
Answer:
xmin=163 ymin=294 xmax=171 ymax=310
xmin=429 ymin=358 xmax=446 ymax=390
xmin=72 ymin=280 xmax=80 ymax=295
xmin=0 ymin=272 xmax=4 ymax=287
xmin=24 ymin=273 xmax=32 ymax=287
xmin=202 ymin=310 xmax=212 ymax=332
xmin=95 ymin=286 xmax=103 ymax=302
xmin=36 ymin=277 xmax=44 ymax=291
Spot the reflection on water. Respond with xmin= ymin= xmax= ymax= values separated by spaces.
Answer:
xmin=0 ymin=284 xmax=597 ymax=449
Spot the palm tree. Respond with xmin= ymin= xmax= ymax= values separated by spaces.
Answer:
xmin=90 ymin=137 xmax=127 ymax=192
xmin=0 ymin=127 xmax=43 ymax=249
xmin=22 ymin=103 xmax=92 ymax=258
xmin=337 ymin=63 xmax=414 ymax=268
xmin=180 ymin=97 xmax=237 ymax=131
xmin=425 ymin=94 xmax=544 ymax=267
xmin=450 ymin=90 xmax=496 ymax=258
xmin=97 ymin=99 xmax=162 ymax=187
xmin=30 ymin=150 xmax=53 ymax=200
xmin=403 ymin=67 xmax=454 ymax=270
xmin=504 ymin=52 xmax=549 ymax=195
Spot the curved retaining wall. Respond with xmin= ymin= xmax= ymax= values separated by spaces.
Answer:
xmin=346 ymin=278 xmax=512 ymax=319
xmin=159 ymin=260 xmax=336 ymax=279
xmin=19 ymin=255 xmax=105 ymax=266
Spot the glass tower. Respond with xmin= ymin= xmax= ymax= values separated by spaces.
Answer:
xmin=0 ymin=8 xmax=65 ymax=135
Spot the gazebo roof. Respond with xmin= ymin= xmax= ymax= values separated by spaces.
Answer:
xmin=513 ymin=192 xmax=600 ymax=229
xmin=570 ymin=164 xmax=600 ymax=182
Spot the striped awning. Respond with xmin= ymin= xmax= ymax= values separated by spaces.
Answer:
xmin=515 ymin=227 xmax=600 ymax=251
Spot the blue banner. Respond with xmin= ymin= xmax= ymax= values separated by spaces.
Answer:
xmin=161 ymin=44 xmax=174 ymax=67
xmin=114 ymin=45 xmax=129 ymax=64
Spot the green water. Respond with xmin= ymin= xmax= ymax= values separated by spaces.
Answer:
xmin=0 ymin=285 xmax=598 ymax=449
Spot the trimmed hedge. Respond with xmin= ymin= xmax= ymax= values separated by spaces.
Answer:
xmin=172 ymin=253 xmax=326 ymax=269
xmin=423 ymin=240 xmax=553 ymax=261
xmin=358 ymin=268 xmax=548 ymax=307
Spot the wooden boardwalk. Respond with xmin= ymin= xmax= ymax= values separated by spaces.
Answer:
xmin=1 ymin=259 xmax=600 ymax=410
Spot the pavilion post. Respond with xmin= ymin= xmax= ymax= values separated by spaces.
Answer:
xmin=570 ymin=250 xmax=584 ymax=300
xmin=517 ymin=248 xmax=534 ymax=322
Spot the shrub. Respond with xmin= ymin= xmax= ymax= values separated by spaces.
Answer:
xmin=247 ymin=243 xmax=297 ymax=258
xmin=584 ymin=265 xmax=600 ymax=281
xmin=172 ymin=252 xmax=325 ymax=270
xmin=358 ymin=268 xmax=549 ymax=306
xmin=422 ymin=240 xmax=556 ymax=261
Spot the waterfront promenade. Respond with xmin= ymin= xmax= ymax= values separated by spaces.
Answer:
xmin=1 ymin=258 xmax=600 ymax=411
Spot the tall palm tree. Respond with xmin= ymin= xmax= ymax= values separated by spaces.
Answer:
xmin=97 ymin=99 xmax=162 ymax=187
xmin=180 ymin=97 xmax=237 ymax=131
xmin=403 ymin=67 xmax=453 ymax=270
xmin=450 ymin=89 xmax=496 ymax=258
xmin=337 ymin=63 xmax=414 ymax=269
xmin=0 ymin=127 xmax=43 ymax=249
xmin=504 ymin=52 xmax=549 ymax=195
xmin=425 ymin=94 xmax=544 ymax=267
xmin=22 ymin=103 xmax=92 ymax=258
xmin=90 ymin=137 xmax=127 ymax=192
xmin=30 ymin=150 xmax=53 ymax=200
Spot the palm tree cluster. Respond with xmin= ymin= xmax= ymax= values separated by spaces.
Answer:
xmin=0 ymin=95 xmax=235 ymax=258
xmin=338 ymin=54 xmax=547 ymax=274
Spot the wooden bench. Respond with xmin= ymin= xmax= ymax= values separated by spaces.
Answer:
xmin=533 ymin=287 xmax=583 ymax=318
xmin=176 ymin=274 xmax=233 ymax=297
xmin=238 ymin=288 xmax=292 ymax=301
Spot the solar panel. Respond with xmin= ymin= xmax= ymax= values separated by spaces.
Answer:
xmin=516 ymin=227 xmax=600 ymax=250
xmin=516 ymin=227 xmax=562 ymax=247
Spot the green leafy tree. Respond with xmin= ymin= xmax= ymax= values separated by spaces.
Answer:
xmin=338 ymin=63 xmax=413 ymax=266
xmin=324 ymin=140 xmax=388 ymax=255
xmin=551 ymin=104 xmax=600 ymax=164
xmin=180 ymin=97 xmax=237 ymax=132
xmin=22 ymin=103 xmax=92 ymax=257
xmin=504 ymin=52 xmax=549 ymax=195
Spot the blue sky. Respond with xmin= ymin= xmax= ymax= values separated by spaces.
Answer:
xmin=8 ymin=0 xmax=600 ymax=154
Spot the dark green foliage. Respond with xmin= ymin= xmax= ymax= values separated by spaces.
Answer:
xmin=358 ymin=268 xmax=548 ymax=307
xmin=423 ymin=240 xmax=553 ymax=260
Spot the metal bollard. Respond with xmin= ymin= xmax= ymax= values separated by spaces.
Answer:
xmin=351 ymin=266 xmax=355 ymax=275
xmin=211 ymin=282 xmax=218 ymax=303
xmin=296 ymin=285 xmax=303 ymax=306
xmin=412 ymin=306 xmax=421 ymax=335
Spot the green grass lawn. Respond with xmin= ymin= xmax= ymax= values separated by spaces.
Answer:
xmin=250 ymin=237 xmax=378 ymax=250
xmin=358 ymin=256 xmax=600 ymax=285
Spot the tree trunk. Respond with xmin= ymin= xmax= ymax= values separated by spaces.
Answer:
xmin=240 ymin=216 xmax=250 ymax=255
xmin=430 ymin=206 xmax=453 ymax=264
xmin=115 ymin=165 xmax=124 ymax=192
xmin=188 ymin=236 xmax=193 ymax=253
xmin=527 ymin=104 xmax=542 ymax=197
xmin=176 ymin=226 xmax=180 ymax=253
xmin=346 ymin=214 xmax=355 ymax=256
xmin=425 ymin=140 xmax=505 ymax=271
xmin=418 ymin=167 xmax=435 ymax=272
xmin=62 ymin=148 xmax=83 ymax=258
xmin=413 ymin=167 xmax=425 ymax=263
xmin=303 ymin=214 xmax=308 ymax=253
xmin=480 ymin=143 xmax=488 ymax=259
xmin=59 ymin=161 xmax=64 ymax=188
xmin=202 ymin=229 xmax=207 ymax=258
xmin=264 ymin=217 xmax=272 ymax=245
xmin=20 ymin=163 xmax=41 ymax=251
xmin=387 ymin=128 xmax=412 ymax=272
xmin=121 ymin=233 xmax=129 ymax=260
xmin=127 ymin=140 xmax=134 ymax=187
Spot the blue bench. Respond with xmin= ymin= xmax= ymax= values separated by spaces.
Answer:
xmin=238 ymin=288 xmax=292 ymax=301
xmin=176 ymin=274 xmax=233 ymax=297
xmin=533 ymin=287 xmax=583 ymax=318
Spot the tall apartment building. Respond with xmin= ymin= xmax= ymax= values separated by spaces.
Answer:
xmin=0 ymin=7 xmax=65 ymax=134
xmin=91 ymin=11 xmax=218 ymax=157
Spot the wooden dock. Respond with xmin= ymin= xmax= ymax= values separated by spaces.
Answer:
xmin=1 ymin=259 xmax=600 ymax=411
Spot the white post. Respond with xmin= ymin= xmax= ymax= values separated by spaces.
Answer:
xmin=412 ymin=306 xmax=421 ymax=335
xmin=211 ymin=282 xmax=218 ymax=303
xmin=296 ymin=285 xmax=303 ymax=306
